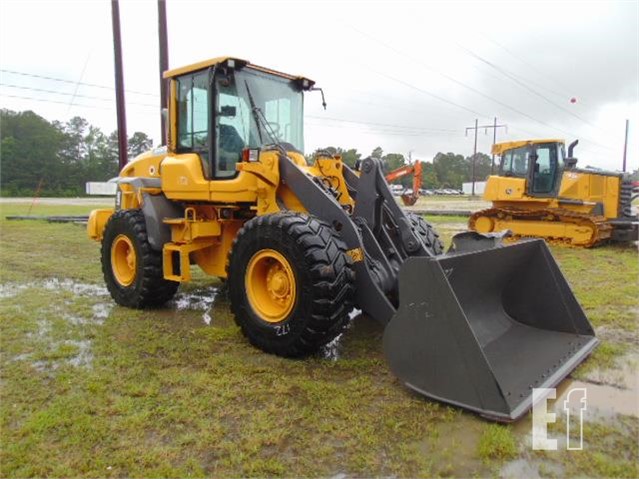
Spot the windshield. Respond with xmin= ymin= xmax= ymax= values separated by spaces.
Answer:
xmin=215 ymin=68 xmax=304 ymax=177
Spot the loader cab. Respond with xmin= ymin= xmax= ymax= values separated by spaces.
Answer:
xmin=166 ymin=57 xmax=311 ymax=180
xmin=498 ymin=141 xmax=565 ymax=197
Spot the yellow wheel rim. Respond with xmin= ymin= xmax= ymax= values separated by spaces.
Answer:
xmin=111 ymin=234 xmax=137 ymax=286
xmin=245 ymin=249 xmax=296 ymax=323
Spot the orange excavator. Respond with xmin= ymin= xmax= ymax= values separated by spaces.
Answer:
xmin=385 ymin=161 xmax=423 ymax=206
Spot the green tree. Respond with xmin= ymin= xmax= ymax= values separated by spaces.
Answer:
xmin=467 ymin=152 xmax=492 ymax=182
xmin=307 ymin=146 xmax=361 ymax=168
xmin=0 ymin=109 xmax=66 ymax=195
xmin=381 ymin=153 xmax=405 ymax=172
xmin=370 ymin=146 xmax=383 ymax=159
xmin=433 ymin=152 xmax=467 ymax=188
xmin=422 ymin=162 xmax=439 ymax=189
xmin=128 ymin=131 xmax=153 ymax=158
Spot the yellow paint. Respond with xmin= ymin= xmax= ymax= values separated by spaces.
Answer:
xmin=474 ymin=216 xmax=494 ymax=233
xmin=88 ymin=58 xmax=354 ymax=286
xmin=236 ymin=150 xmax=280 ymax=214
xmin=346 ymin=248 xmax=364 ymax=262
xmin=475 ymin=216 xmax=594 ymax=246
xmin=192 ymin=220 xmax=243 ymax=278
xmin=162 ymin=240 xmax=214 ymax=282
xmin=161 ymin=154 xmax=212 ymax=201
xmin=87 ymin=208 xmax=114 ymax=241
xmin=164 ymin=208 xmax=222 ymax=244
xmin=169 ymin=79 xmax=177 ymax=152
xmin=163 ymin=56 xmax=315 ymax=87
xmin=306 ymin=154 xmax=355 ymax=209
xmin=558 ymin=170 xmax=621 ymax=218
xmin=491 ymin=139 xmax=564 ymax=155
xmin=111 ymin=234 xmax=137 ymax=286
xmin=163 ymin=56 xmax=244 ymax=78
xmin=245 ymin=249 xmax=296 ymax=323
xmin=483 ymin=176 xmax=529 ymax=202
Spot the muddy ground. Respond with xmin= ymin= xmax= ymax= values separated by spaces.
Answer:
xmin=0 ymin=198 xmax=637 ymax=478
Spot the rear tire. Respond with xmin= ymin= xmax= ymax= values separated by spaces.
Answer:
xmin=101 ymin=209 xmax=179 ymax=308
xmin=406 ymin=212 xmax=444 ymax=255
xmin=227 ymin=212 xmax=354 ymax=357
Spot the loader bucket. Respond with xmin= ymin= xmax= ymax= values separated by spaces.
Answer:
xmin=383 ymin=239 xmax=598 ymax=421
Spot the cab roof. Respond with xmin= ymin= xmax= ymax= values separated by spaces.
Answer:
xmin=162 ymin=56 xmax=315 ymax=88
xmin=492 ymin=139 xmax=565 ymax=155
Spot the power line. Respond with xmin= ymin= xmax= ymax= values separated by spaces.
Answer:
xmin=344 ymin=24 xmax=616 ymax=152
xmin=0 ymin=83 xmax=158 ymax=108
xmin=307 ymin=115 xmax=458 ymax=133
xmin=1 ymin=81 xmax=458 ymax=134
xmin=0 ymin=93 xmax=158 ymax=116
xmin=306 ymin=120 xmax=459 ymax=137
xmin=453 ymin=41 xmax=604 ymax=132
xmin=0 ymin=69 xmax=159 ymax=97
xmin=479 ymin=33 xmax=581 ymax=102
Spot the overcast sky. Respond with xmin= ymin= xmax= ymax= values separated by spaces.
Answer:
xmin=1 ymin=0 xmax=637 ymax=171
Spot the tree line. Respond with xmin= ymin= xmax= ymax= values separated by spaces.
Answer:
xmin=307 ymin=146 xmax=494 ymax=189
xmin=1 ymin=108 xmax=499 ymax=197
xmin=1 ymin=109 xmax=152 ymax=196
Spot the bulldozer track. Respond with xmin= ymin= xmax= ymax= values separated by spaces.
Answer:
xmin=469 ymin=207 xmax=613 ymax=247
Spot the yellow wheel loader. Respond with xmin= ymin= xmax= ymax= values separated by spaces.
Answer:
xmin=88 ymin=57 xmax=598 ymax=421
xmin=470 ymin=139 xmax=639 ymax=247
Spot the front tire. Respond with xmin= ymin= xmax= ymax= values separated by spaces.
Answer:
xmin=227 ymin=212 xmax=354 ymax=357
xmin=101 ymin=209 xmax=179 ymax=308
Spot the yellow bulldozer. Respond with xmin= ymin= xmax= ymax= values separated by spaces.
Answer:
xmin=88 ymin=57 xmax=598 ymax=421
xmin=469 ymin=139 xmax=638 ymax=247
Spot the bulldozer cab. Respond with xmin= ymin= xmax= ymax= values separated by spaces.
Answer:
xmin=497 ymin=140 xmax=566 ymax=198
xmin=166 ymin=58 xmax=312 ymax=180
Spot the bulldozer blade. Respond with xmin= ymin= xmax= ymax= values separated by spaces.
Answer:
xmin=383 ymin=239 xmax=598 ymax=422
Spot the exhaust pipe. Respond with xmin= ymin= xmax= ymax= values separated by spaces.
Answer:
xmin=566 ymin=139 xmax=579 ymax=168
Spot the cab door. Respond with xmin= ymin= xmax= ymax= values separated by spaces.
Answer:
xmin=527 ymin=143 xmax=563 ymax=197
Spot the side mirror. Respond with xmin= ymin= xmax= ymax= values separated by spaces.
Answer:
xmin=219 ymin=106 xmax=237 ymax=117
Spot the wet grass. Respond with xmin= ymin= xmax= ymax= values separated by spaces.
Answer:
xmin=477 ymin=424 xmax=518 ymax=464
xmin=0 ymin=200 xmax=637 ymax=477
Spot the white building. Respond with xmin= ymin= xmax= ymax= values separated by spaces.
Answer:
xmin=462 ymin=181 xmax=486 ymax=196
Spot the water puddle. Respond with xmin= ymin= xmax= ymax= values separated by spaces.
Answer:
xmin=320 ymin=308 xmax=362 ymax=360
xmin=5 ymin=278 xmax=113 ymax=372
xmin=0 ymin=283 xmax=30 ymax=299
xmin=555 ymin=353 xmax=639 ymax=419
xmin=0 ymin=278 xmax=109 ymax=300
xmin=41 ymin=278 xmax=109 ymax=297
xmin=500 ymin=458 xmax=564 ymax=479
xmin=171 ymin=286 xmax=220 ymax=325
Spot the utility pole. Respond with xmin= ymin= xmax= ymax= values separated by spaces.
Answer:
xmin=622 ymin=119 xmax=629 ymax=172
xmin=111 ymin=0 xmax=128 ymax=170
xmin=465 ymin=118 xmax=507 ymax=195
xmin=158 ymin=0 xmax=169 ymax=145
xmin=471 ymin=119 xmax=478 ymax=196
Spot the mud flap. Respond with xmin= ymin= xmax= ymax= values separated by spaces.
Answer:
xmin=383 ymin=239 xmax=598 ymax=421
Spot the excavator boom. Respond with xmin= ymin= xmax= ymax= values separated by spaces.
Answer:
xmin=385 ymin=161 xmax=423 ymax=206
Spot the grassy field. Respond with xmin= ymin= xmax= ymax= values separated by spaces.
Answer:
xmin=1 ymin=200 xmax=637 ymax=478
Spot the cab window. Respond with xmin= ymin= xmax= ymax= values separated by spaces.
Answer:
xmin=500 ymin=146 xmax=529 ymax=177
xmin=176 ymin=71 xmax=210 ymax=174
